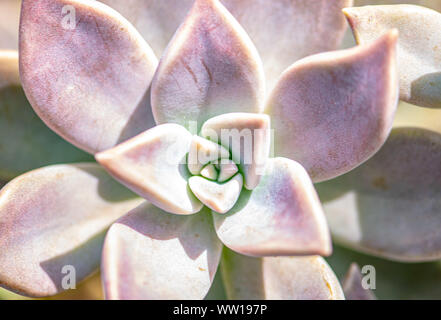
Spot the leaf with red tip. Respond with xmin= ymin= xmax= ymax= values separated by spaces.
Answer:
xmin=102 ymin=203 xmax=222 ymax=300
xmin=19 ymin=0 xmax=158 ymax=154
xmin=96 ymin=124 xmax=202 ymax=215
xmin=221 ymin=248 xmax=344 ymax=300
xmin=0 ymin=163 xmax=143 ymax=297
xmin=214 ymin=158 xmax=331 ymax=257
xmin=151 ymin=0 xmax=265 ymax=131
xmin=317 ymin=127 xmax=441 ymax=262
xmin=266 ymin=30 xmax=399 ymax=182
xmin=344 ymin=4 xmax=441 ymax=108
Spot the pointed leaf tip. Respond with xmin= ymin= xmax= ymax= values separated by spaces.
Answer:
xmin=151 ymin=0 xmax=265 ymax=131
xmin=267 ymin=30 xmax=398 ymax=182
xmin=221 ymin=249 xmax=344 ymax=300
xmin=96 ymin=124 xmax=202 ymax=215
xmin=214 ymin=158 xmax=331 ymax=257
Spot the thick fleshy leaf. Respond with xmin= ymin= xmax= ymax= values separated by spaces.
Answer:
xmin=102 ymin=203 xmax=222 ymax=300
xmin=214 ymin=158 xmax=331 ymax=257
xmin=328 ymin=245 xmax=441 ymax=299
xmin=200 ymin=164 xmax=218 ymax=181
xmin=221 ymin=248 xmax=344 ymax=300
xmin=151 ymin=0 xmax=265 ymax=131
xmin=96 ymin=124 xmax=202 ymax=215
xmin=188 ymin=174 xmax=243 ymax=214
xmin=342 ymin=263 xmax=376 ymax=300
xmin=0 ymin=50 xmax=19 ymax=87
xmin=222 ymin=0 xmax=352 ymax=90
xmin=0 ymin=50 xmax=93 ymax=180
xmin=20 ymin=0 xmax=158 ymax=154
xmin=355 ymin=0 xmax=441 ymax=11
xmin=267 ymin=30 xmax=398 ymax=182
xmin=201 ymin=113 xmax=271 ymax=190
xmin=0 ymin=0 xmax=20 ymax=49
xmin=0 ymin=163 xmax=143 ymax=297
xmin=316 ymin=127 xmax=441 ymax=262
xmin=344 ymin=5 xmax=441 ymax=108
xmin=187 ymin=135 xmax=230 ymax=175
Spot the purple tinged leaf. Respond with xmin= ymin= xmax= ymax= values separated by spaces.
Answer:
xmin=266 ymin=30 xmax=399 ymax=182
xmin=96 ymin=124 xmax=203 ymax=215
xmin=19 ymin=0 xmax=158 ymax=154
xmin=102 ymin=203 xmax=222 ymax=300
xmin=214 ymin=158 xmax=331 ymax=257
xmin=189 ymin=174 xmax=243 ymax=214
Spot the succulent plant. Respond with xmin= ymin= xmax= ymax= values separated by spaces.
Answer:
xmin=0 ymin=0 xmax=440 ymax=301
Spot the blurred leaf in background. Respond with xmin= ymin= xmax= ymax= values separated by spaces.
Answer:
xmin=328 ymin=245 xmax=441 ymax=300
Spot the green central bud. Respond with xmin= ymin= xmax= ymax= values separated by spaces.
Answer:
xmin=186 ymin=135 xmax=243 ymax=214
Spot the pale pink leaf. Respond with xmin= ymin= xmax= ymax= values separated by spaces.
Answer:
xmin=20 ymin=0 xmax=158 ymax=153
xmin=102 ymin=203 xmax=222 ymax=300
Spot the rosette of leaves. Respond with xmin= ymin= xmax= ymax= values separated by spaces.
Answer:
xmin=1 ymin=0 xmax=426 ymax=300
